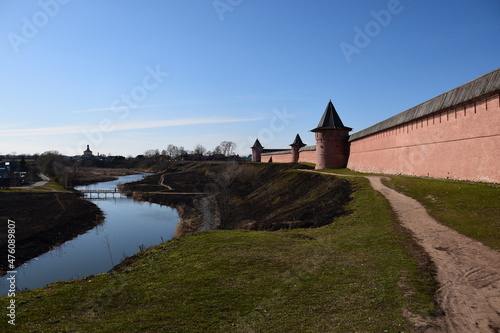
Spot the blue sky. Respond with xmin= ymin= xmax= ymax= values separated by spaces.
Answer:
xmin=1 ymin=0 xmax=499 ymax=157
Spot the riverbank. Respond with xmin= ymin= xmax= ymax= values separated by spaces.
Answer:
xmin=0 ymin=192 xmax=103 ymax=275
xmin=73 ymin=167 xmax=141 ymax=186
xmin=0 ymin=167 xmax=143 ymax=274
xmin=120 ymin=162 xmax=352 ymax=237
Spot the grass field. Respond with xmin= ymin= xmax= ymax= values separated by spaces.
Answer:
xmin=383 ymin=176 xmax=500 ymax=250
xmin=1 ymin=176 xmax=438 ymax=332
xmin=318 ymin=168 xmax=500 ymax=250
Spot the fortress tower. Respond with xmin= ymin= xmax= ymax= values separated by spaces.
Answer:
xmin=251 ymin=139 xmax=264 ymax=162
xmin=290 ymin=134 xmax=306 ymax=163
xmin=311 ymin=100 xmax=352 ymax=169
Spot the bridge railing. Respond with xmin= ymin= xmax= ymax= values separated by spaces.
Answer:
xmin=76 ymin=189 xmax=128 ymax=198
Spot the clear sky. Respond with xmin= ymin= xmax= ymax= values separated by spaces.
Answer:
xmin=1 ymin=0 xmax=499 ymax=157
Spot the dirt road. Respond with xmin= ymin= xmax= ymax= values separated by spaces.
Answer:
xmin=310 ymin=171 xmax=500 ymax=332
xmin=367 ymin=176 xmax=500 ymax=332
xmin=11 ymin=173 xmax=50 ymax=189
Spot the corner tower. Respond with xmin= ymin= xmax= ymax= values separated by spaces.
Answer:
xmin=290 ymin=134 xmax=306 ymax=163
xmin=311 ymin=100 xmax=352 ymax=169
xmin=251 ymin=139 xmax=264 ymax=162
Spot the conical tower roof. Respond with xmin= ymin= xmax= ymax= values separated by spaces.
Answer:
xmin=290 ymin=134 xmax=306 ymax=147
xmin=251 ymin=139 xmax=264 ymax=149
xmin=311 ymin=100 xmax=352 ymax=132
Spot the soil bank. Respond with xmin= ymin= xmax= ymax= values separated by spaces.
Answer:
xmin=0 ymin=192 xmax=103 ymax=275
xmin=120 ymin=161 xmax=353 ymax=237
xmin=73 ymin=167 xmax=141 ymax=186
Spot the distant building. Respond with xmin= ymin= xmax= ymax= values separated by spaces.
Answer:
xmin=83 ymin=145 xmax=93 ymax=159
xmin=0 ymin=161 xmax=19 ymax=178
xmin=0 ymin=161 xmax=21 ymax=186
xmin=0 ymin=162 xmax=10 ymax=179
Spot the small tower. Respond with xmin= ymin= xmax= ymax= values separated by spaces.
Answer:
xmin=311 ymin=100 xmax=352 ymax=169
xmin=290 ymin=134 xmax=306 ymax=163
xmin=251 ymin=139 xmax=264 ymax=162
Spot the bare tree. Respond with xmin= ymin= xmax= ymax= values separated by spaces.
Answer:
xmin=193 ymin=144 xmax=207 ymax=156
xmin=213 ymin=145 xmax=222 ymax=155
xmin=178 ymin=146 xmax=188 ymax=160
xmin=165 ymin=144 xmax=180 ymax=160
xmin=144 ymin=149 xmax=159 ymax=159
xmin=215 ymin=141 xmax=236 ymax=156
xmin=37 ymin=151 xmax=64 ymax=177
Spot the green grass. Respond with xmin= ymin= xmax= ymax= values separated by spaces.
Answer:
xmin=384 ymin=176 xmax=500 ymax=250
xmin=0 ymin=179 xmax=69 ymax=193
xmin=1 ymin=177 xmax=438 ymax=332
xmin=38 ymin=180 xmax=69 ymax=192
xmin=307 ymin=167 xmax=499 ymax=250
xmin=319 ymin=168 xmax=372 ymax=176
xmin=297 ymin=162 xmax=315 ymax=168
xmin=318 ymin=168 xmax=395 ymax=177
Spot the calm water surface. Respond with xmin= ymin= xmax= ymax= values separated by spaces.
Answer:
xmin=1 ymin=173 xmax=179 ymax=295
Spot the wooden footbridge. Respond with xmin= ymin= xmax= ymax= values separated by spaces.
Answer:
xmin=78 ymin=189 xmax=126 ymax=198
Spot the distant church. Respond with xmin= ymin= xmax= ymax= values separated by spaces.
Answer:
xmin=252 ymin=68 xmax=500 ymax=183
xmin=82 ymin=145 xmax=94 ymax=159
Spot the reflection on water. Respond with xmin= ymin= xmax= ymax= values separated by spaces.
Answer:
xmin=1 ymin=173 xmax=179 ymax=295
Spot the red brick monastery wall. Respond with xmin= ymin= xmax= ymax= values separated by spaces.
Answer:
xmin=347 ymin=92 xmax=500 ymax=183
xmin=261 ymin=153 xmax=291 ymax=163
xmin=260 ymin=149 xmax=316 ymax=164
xmin=297 ymin=150 xmax=315 ymax=164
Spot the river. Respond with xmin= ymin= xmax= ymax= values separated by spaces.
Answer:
xmin=1 ymin=173 xmax=179 ymax=295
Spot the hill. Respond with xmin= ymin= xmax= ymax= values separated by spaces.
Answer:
xmin=1 ymin=163 xmax=439 ymax=332
xmin=121 ymin=162 xmax=352 ymax=236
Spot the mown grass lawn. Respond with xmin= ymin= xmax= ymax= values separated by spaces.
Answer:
xmin=384 ymin=176 xmax=500 ymax=250
xmin=1 ymin=177 xmax=438 ymax=332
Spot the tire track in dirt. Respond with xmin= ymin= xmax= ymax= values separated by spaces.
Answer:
xmin=305 ymin=170 xmax=500 ymax=332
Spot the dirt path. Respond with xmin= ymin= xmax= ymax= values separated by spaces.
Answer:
xmin=158 ymin=174 xmax=173 ymax=190
xmin=308 ymin=171 xmax=500 ymax=332
xmin=52 ymin=192 xmax=66 ymax=222
xmin=11 ymin=173 xmax=50 ymax=189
